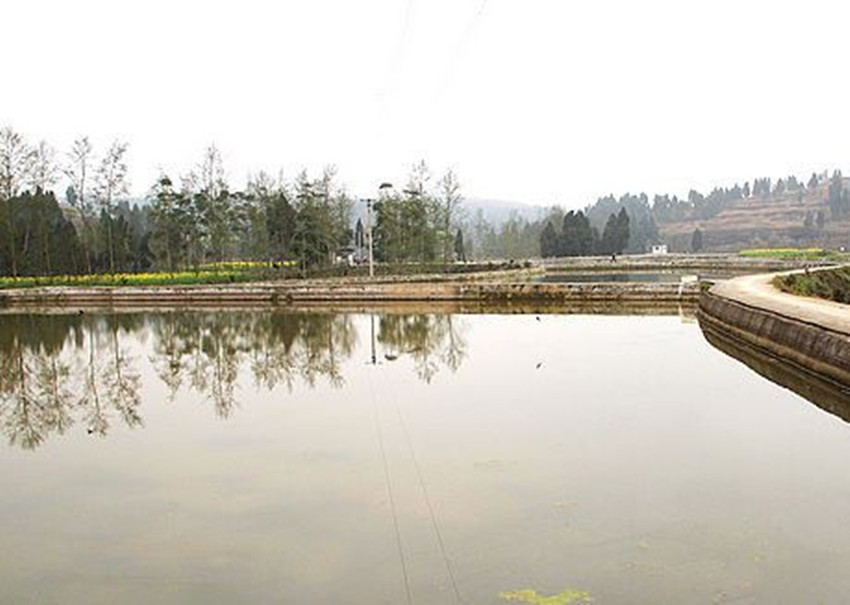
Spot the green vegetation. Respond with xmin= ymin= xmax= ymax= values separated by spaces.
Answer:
xmin=373 ymin=161 xmax=463 ymax=264
xmin=500 ymin=588 xmax=594 ymax=604
xmin=739 ymin=248 xmax=828 ymax=259
xmin=774 ymin=267 xmax=850 ymax=304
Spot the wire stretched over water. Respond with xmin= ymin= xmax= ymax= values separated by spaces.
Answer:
xmin=367 ymin=371 xmax=413 ymax=605
xmin=387 ymin=374 xmax=464 ymax=604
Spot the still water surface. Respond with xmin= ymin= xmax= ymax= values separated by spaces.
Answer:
xmin=2 ymin=311 xmax=850 ymax=604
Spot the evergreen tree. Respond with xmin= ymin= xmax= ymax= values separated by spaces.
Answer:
xmin=808 ymin=172 xmax=819 ymax=189
xmin=615 ymin=207 xmax=630 ymax=253
xmin=600 ymin=212 xmax=619 ymax=255
xmin=539 ymin=221 xmax=558 ymax=257
xmin=828 ymin=171 xmax=847 ymax=218
xmin=690 ymin=228 xmax=703 ymax=253
xmin=454 ymin=228 xmax=466 ymax=262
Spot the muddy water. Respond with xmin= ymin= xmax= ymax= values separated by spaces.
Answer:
xmin=1 ymin=311 xmax=849 ymax=604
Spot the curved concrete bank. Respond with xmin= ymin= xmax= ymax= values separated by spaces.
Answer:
xmin=0 ymin=280 xmax=700 ymax=309
xmin=702 ymin=324 xmax=850 ymax=422
xmin=699 ymin=270 xmax=850 ymax=390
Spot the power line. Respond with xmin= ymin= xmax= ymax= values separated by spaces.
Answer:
xmin=390 ymin=382 xmax=464 ymax=604
xmin=368 ymin=371 xmax=413 ymax=605
xmin=432 ymin=0 xmax=491 ymax=102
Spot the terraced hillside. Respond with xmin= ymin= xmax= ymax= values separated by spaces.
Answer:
xmin=659 ymin=178 xmax=850 ymax=252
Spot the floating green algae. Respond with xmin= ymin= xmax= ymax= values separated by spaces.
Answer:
xmin=499 ymin=588 xmax=593 ymax=604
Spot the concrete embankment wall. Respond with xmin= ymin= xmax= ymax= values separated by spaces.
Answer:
xmin=699 ymin=282 xmax=850 ymax=389
xmin=0 ymin=281 xmax=699 ymax=309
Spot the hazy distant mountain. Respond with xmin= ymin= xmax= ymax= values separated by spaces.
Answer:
xmin=461 ymin=198 xmax=545 ymax=225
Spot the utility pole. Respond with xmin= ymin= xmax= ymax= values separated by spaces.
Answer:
xmin=366 ymin=198 xmax=374 ymax=278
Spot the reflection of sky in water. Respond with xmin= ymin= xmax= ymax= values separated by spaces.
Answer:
xmin=2 ymin=312 xmax=850 ymax=603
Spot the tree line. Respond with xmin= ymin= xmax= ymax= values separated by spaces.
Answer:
xmin=4 ymin=123 xmax=847 ymax=271
xmin=531 ymin=171 xmax=847 ymax=259
xmin=0 ymin=125 xmax=468 ymax=278
xmin=539 ymin=208 xmax=631 ymax=257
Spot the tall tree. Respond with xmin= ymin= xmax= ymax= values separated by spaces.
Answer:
xmin=30 ymin=141 xmax=61 ymax=273
xmin=0 ymin=127 xmax=35 ymax=276
xmin=690 ymin=228 xmax=703 ymax=253
xmin=0 ymin=126 xmax=34 ymax=200
xmin=600 ymin=209 xmax=630 ymax=255
xmin=148 ymin=175 xmax=180 ymax=270
xmin=454 ymin=228 xmax=466 ymax=262
xmin=438 ymin=168 xmax=463 ymax=262
xmin=64 ymin=136 xmax=95 ymax=272
xmin=93 ymin=140 xmax=130 ymax=271
xmin=539 ymin=221 xmax=558 ymax=257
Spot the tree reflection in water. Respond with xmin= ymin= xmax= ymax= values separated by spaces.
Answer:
xmin=0 ymin=311 xmax=467 ymax=449
xmin=0 ymin=314 xmax=144 ymax=448
xmin=149 ymin=312 xmax=358 ymax=417
xmin=378 ymin=314 xmax=466 ymax=382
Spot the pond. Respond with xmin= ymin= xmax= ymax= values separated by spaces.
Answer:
xmin=533 ymin=270 xmax=758 ymax=284
xmin=534 ymin=272 xmax=687 ymax=283
xmin=1 ymin=310 xmax=850 ymax=604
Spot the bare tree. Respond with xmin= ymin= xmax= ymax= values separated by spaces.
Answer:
xmin=0 ymin=126 xmax=34 ymax=200
xmin=64 ymin=136 xmax=95 ymax=272
xmin=198 ymin=143 xmax=227 ymax=199
xmin=407 ymin=159 xmax=431 ymax=196
xmin=29 ymin=140 xmax=61 ymax=272
xmin=93 ymin=140 xmax=130 ymax=271
xmin=64 ymin=136 xmax=93 ymax=210
xmin=438 ymin=168 xmax=463 ymax=261
xmin=30 ymin=140 xmax=60 ymax=192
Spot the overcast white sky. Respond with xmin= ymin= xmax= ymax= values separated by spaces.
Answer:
xmin=5 ymin=0 xmax=850 ymax=208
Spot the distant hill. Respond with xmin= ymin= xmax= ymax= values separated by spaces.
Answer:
xmin=462 ymin=198 xmax=544 ymax=225
xmin=658 ymin=179 xmax=850 ymax=252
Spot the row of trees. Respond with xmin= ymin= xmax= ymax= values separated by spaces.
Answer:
xmin=148 ymin=157 xmax=354 ymax=273
xmin=0 ymin=126 xmax=141 ymax=276
xmin=1 ymin=125 xmax=469 ymax=277
xmin=539 ymin=208 xmax=630 ymax=258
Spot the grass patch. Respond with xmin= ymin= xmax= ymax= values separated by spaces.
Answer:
xmin=739 ymin=248 xmax=850 ymax=262
xmin=774 ymin=267 xmax=850 ymax=303
xmin=740 ymin=247 xmax=827 ymax=260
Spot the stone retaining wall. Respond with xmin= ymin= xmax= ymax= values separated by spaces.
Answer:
xmin=0 ymin=280 xmax=700 ymax=309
